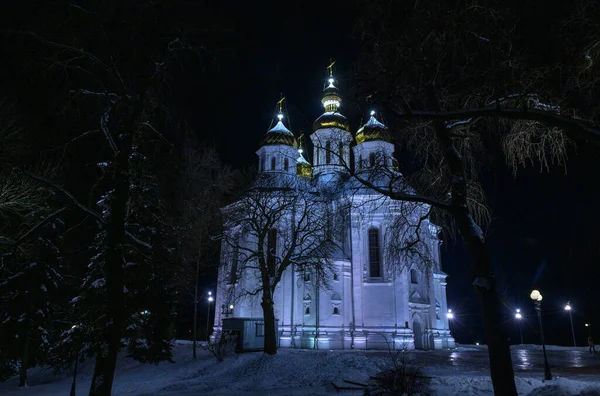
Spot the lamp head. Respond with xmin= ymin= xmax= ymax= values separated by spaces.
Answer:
xmin=530 ymin=290 xmax=542 ymax=301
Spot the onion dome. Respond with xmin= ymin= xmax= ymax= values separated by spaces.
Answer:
xmin=296 ymin=134 xmax=312 ymax=177
xmin=312 ymin=111 xmax=350 ymax=132
xmin=296 ymin=153 xmax=313 ymax=177
xmin=262 ymin=105 xmax=297 ymax=147
xmin=355 ymin=111 xmax=391 ymax=144
xmin=313 ymin=71 xmax=350 ymax=132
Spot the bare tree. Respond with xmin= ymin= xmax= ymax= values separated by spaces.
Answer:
xmin=220 ymin=173 xmax=342 ymax=355
xmin=351 ymin=1 xmax=600 ymax=394
xmin=175 ymin=143 xmax=236 ymax=359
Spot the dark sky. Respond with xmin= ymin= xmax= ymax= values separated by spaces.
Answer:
xmin=190 ymin=0 xmax=600 ymax=346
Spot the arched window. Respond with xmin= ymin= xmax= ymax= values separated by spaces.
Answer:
xmin=333 ymin=272 xmax=338 ymax=281
xmin=410 ymin=269 xmax=419 ymax=284
xmin=261 ymin=157 xmax=266 ymax=171
xmin=229 ymin=246 xmax=238 ymax=284
xmin=369 ymin=152 xmax=376 ymax=167
xmin=333 ymin=307 xmax=340 ymax=315
xmin=284 ymin=158 xmax=289 ymax=171
xmin=267 ymin=229 xmax=277 ymax=270
xmin=270 ymin=157 xmax=276 ymax=170
xmin=305 ymin=306 xmax=310 ymax=315
xmin=368 ymin=228 xmax=381 ymax=278
xmin=325 ymin=141 xmax=331 ymax=164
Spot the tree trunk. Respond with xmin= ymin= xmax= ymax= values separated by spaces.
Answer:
xmin=192 ymin=257 xmax=199 ymax=360
xmin=437 ymin=132 xmax=517 ymax=394
xmin=89 ymin=104 xmax=135 ymax=396
xmin=425 ymin=86 xmax=517 ymax=395
xmin=19 ymin=326 xmax=30 ymax=387
xmin=261 ymin=290 xmax=277 ymax=355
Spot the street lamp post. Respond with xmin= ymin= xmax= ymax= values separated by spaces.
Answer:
xmin=515 ymin=309 xmax=524 ymax=345
xmin=585 ymin=323 xmax=591 ymax=337
xmin=446 ymin=309 xmax=454 ymax=336
xmin=564 ymin=302 xmax=576 ymax=347
xmin=207 ymin=291 xmax=214 ymax=341
xmin=530 ymin=290 xmax=552 ymax=381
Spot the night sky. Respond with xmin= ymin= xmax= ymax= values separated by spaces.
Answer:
xmin=183 ymin=0 xmax=600 ymax=346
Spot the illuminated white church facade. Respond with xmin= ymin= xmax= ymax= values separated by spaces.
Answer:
xmin=213 ymin=71 xmax=454 ymax=350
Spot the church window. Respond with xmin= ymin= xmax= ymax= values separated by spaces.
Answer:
xmin=333 ymin=272 xmax=338 ymax=281
xmin=267 ymin=229 xmax=277 ymax=270
xmin=369 ymin=152 xmax=375 ymax=167
xmin=261 ymin=157 xmax=266 ymax=171
xmin=305 ymin=306 xmax=310 ymax=315
xmin=410 ymin=269 xmax=419 ymax=284
xmin=229 ymin=246 xmax=238 ymax=284
xmin=271 ymin=157 xmax=276 ymax=170
xmin=333 ymin=307 xmax=340 ymax=315
xmin=284 ymin=158 xmax=289 ymax=171
xmin=325 ymin=141 xmax=331 ymax=164
xmin=368 ymin=228 xmax=382 ymax=278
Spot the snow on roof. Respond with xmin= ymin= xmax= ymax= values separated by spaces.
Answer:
xmin=297 ymin=154 xmax=310 ymax=164
xmin=268 ymin=121 xmax=292 ymax=134
xmin=363 ymin=115 xmax=386 ymax=129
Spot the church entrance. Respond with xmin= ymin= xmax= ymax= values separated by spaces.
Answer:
xmin=413 ymin=320 xmax=423 ymax=349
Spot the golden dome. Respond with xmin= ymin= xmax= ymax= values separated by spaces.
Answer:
xmin=296 ymin=157 xmax=313 ymax=178
xmin=312 ymin=112 xmax=350 ymax=132
xmin=262 ymin=120 xmax=297 ymax=147
xmin=355 ymin=114 xmax=390 ymax=144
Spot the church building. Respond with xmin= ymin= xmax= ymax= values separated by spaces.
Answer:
xmin=212 ymin=68 xmax=454 ymax=350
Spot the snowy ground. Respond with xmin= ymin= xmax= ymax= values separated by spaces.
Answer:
xmin=1 ymin=343 xmax=599 ymax=395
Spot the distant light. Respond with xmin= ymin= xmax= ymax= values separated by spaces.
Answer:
xmin=71 ymin=324 xmax=77 ymax=329
xmin=565 ymin=303 xmax=572 ymax=311
xmin=328 ymin=78 xmax=334 ymax=84
xmin=446 ymin=309 xmax=454 ymax=320
xmin=585 ymin=323 xmax=590 ymax=327
xmin=298 ymin=148 xmax=303 ymax=154
xmin=530 ymin=290 xmax=542 ymax=301
xmin=140 ymin=310 xmax=150 ymax=315
xmin=277 ymin=113 xmax=283 ymax=120
xmin=515 ymin=313 xmax=522 ymax=319
xmin=208 ymin=296 xmax=214 ymax=302
xmin=476 ymin=342 xmax=480 ymax=346
xmin=516 ymin=308 xmax=521 ymax=313
xmin=229 ymin=304 xmax=234 ymax=310
xmin=370 ymin=110 xmax=375 ymax=116
xmin=208 ymin=291 xmax=212 ymax=296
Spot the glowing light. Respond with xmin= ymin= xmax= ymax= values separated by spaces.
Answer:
xmin=565 ymin=303 xmax=572 ymax=311
xmin=140 ymin=310 xmax=150 ymax=315
xmin=515 ymin=313 xmax=522 ymax=319
xmin=208 ymin=291 xmax=212 ymax=296
xmin=585 ymin=323 xmax=590 ymax=327
xmin=530 ymin=290 xmax=542 ymax=301
xmin=328 ymin=78 xmax=334 ymax=84
xmin=476 ymin=342 xmax=480 ymax=346
xmin=516 ymin=308 xmax=521 ymax=313
xmin=446 ymin=309 xmax=454 ymax=320
xmin=229 ymin=304 xmax=234 ymax=310
xmin=298 ymin=148 xmax=303 ymax=154
xmin=208 ymin=296 xmax=214 ymax=302
xmin=370 ymin=110 xmax=375 ymax=116
xmin=71 ymin=324 xmax=77 ymax=329
xmin=323 ymin=99 xmax=340 ymax=108
xmin=277 ymin=113 xmax=283 ymax=120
